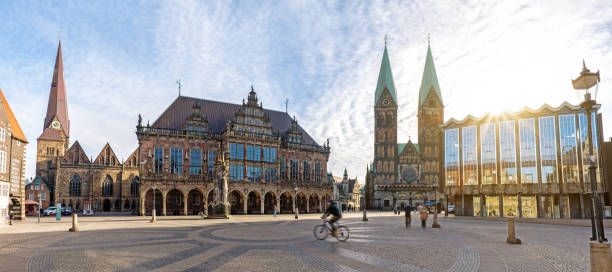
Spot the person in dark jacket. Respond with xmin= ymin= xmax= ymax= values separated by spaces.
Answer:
xmin=322 ymin=200 xmax=342 ymax=236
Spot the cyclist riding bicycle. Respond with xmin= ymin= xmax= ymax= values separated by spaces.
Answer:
xmin=321 ymin=199 xmax=342 ymax=236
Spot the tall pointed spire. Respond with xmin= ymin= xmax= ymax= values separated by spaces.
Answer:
xmin=374 ymin=44 xmax=398 ymax=105
xmin=418 ymin=43 xmax=442 ymax=105
xmin=43 ymin=41 xmax=70 ymax=137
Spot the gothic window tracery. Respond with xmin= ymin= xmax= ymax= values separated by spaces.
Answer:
xmin=102 ymin=175 xmax=113 ymax=196
xmin=69 ymin=174 xmax=81 ymax=196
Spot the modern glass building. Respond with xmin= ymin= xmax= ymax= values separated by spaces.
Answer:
xmin=441 ymin=102 xmax=606 ymax=218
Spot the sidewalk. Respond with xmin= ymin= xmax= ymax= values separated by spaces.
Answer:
xmin=0 ymin=210 xmax=390 ymax=234
xmin=450 ymin=215 xmax=612 ymax=227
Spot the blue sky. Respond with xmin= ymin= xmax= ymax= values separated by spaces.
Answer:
xmin=1 ymin=1 xmax=612 ymax=182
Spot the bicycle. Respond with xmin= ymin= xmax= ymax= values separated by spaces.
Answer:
xmin=313 ymin=219 xmax=350 ymax=241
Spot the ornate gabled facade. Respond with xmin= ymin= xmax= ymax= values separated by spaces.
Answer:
xmin=35 ymin=42 xmax=139 ymax=213
xmin=136 ymin=87 xmax=332 ymax=216
xmin=333 ymin=169 xmax=361 ymax=211
xmin=365 ymin=42 xmax=443 ymax=210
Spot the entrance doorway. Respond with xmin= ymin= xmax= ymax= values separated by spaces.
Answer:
xmin=103 ymin=199 xmax=111 ymax=212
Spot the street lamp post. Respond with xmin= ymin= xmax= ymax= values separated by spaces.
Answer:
xmin=572 ymin=60 xmax=606 ymax=243
xmin=294 ymin=186 xmax=299 ymax=219
xmin=151 ymin=183 xmax=157 ymax=223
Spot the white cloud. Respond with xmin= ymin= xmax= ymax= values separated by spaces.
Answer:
xmin=1 ymin=0 xmax=611 ymax=184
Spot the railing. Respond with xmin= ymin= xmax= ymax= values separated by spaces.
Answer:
xmin=228 ymin=130 xmax=281 ymax=141
xmin=284 ymin=142 xmax=330 ymax=153
xmin=137 ymin=126 xmax=222 ymax=139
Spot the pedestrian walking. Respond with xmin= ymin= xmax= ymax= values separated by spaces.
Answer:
xmin=273 ymin=204 xmax=277 ymax=217
xmin=405 ymin=205 xmax=412 ymax=226
xmin=420 ymin=207 xmax=429 ymax=228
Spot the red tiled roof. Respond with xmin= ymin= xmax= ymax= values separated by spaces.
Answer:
xmin=38 ymin=127 xmax=62 ymax=141
xmin=0 ymin=88 xmax=28 ymax=143
xmin=152 ymin=96 xmax=320 ymax=145
xmin=43 ymin=41 xmax=70 ymax=137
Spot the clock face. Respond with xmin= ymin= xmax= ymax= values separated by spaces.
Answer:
xmin=402 ymin=166 xmax=417 ymax=182
xmin=382 ymin=99 xmax=389 ymax=105
xmin=51 ymin=120 xmax=61 ymax=130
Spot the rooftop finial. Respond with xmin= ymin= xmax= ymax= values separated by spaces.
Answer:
xmin=285 ymin=98 xmax=289 ymax=113
xmin=384 ymin=34 xmax=388 ymax=47
xmin=427 ymin=33 xmax=430 ymax=46
xmin=176 ymin=79 xmax=182 ymax=96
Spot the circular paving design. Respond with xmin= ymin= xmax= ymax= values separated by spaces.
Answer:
xmin=211 ymin=225 xmax=305 ymax=241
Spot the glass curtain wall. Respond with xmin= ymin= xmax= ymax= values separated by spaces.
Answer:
xmin=462 ymin=126 xmax=478 ymax=185
xmin=539 ymin=116 xmax=558 ymax=183
xmin=473 ymin=196 xmax=482 ymax=216
xmin=499 ymin=121 xmax=517 ymax=184
xmin=503 ymin=196 xmax=518 ymax=217
xmin=559 ymin=115 xmax=579 ymax=183
xmin=521 ymin=196 xmax=537 ymax=218
xmin=579 ymin=113 xmax=601 ymax=187
xmin=485 ymin=196 xmax=499 ymax=217
xmin=480 ymin=123 xmax=497 ymax=184
xmin=519 ymin=119 xmax=537 ymax=184
xmin=444 ymin=129 xmax=460 ymax=185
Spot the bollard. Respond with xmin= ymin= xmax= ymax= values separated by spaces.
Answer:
xmin=405 ymin=210 xmax=411 ymax=227
xmin=590 ymin=242 xmax=612 ymax=272
xmin=69 ymin=213 xmax=79 ymax=232
xmin=506 ymin=218 xmax=522 ymax=244
xmin=295 ymin=208 xmax=299 ymax=220
xmin=432 ymin=208 xmax=441 ymax=228
xmin=362 ymin=209 xmax=368 ymax=221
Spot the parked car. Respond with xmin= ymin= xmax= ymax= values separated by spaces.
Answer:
xmin=61 ymin=207 xmax=72 ymax=215
xmin=448 ymin=205 xmax=455 ymax=214
xmin=43 ymin=207 xmax=57 ymax=216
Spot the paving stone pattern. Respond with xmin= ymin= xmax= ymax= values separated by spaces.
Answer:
xmin=1 ymin=213 xmax=608 ymax=271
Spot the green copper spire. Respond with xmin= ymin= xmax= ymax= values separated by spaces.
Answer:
xmin=418 ymin=44 xmax=442 ymax=105
xmin=375 ymin=45 xmax=398 ymax=105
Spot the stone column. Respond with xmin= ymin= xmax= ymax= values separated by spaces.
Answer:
xmin=499 ymin=195 xmax=504 ymax=217
xmin=276 ymin=196 xmax=281 ymax=213
xmin=306 ymin=197 xmax=310 ymax=213
xmin=183 ymin=194 xmax=188 ymax=216
xmin=260 ymin=197 xmax=265 ymax=214
xmin=140 ymin=197 xmax=145 ymax=216
xmin=590 ymin=242 xmax=612 ymax=272
xmin=292 ymin=195 xmax=296 ymax=214
xmin=162 ymin=193 xmax=167 ymax=216
xmin=537 ymin=194 xmax=543 ymax=218
xmin=518 ymin=195 xmax=523 ymax=218
xmin=243 ymin=196 xmax=248 ymax=214
xmin=580 ymin=193 xmax=586 ymax=219
xmin=461 ymin=194 xmax=465 ymax=216
xmin=319 ymin=197 xmax=323 ymax=212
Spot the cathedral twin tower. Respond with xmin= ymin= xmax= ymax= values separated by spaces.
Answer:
xmin=366 ymin=42 xmax=444 ymax=209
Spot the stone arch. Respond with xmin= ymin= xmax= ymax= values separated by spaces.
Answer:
xmin=166 ymin=189 xmax=184 ymax=215
xmin=280 ymin=192 xmax=293 ymax=213
xmin=264 ymin=191 xmax=277 ymax=214
xmin=309 ymin=193 xmax=320 ymax=213
xmin=145 ymin=188 xmax=162 ymax=215
xmin=247 ymin=191 xmax=262 ymax=214
xmin=102 ymin=175 xmax=113 ymax=196
xmin=69 ymin=174 xmax=81 ymax=196
xmin=296 ymin=192 xmax=307 ymax=212
xmin=102 ymin=199 xmax=111 ymax=212
xmin=124 ymin=199 xmax=130 ymax=210
xmin=188 ymin=189 xmax=204 ymax=215
xmin=229 ymin=190 xmax=244 ymax=214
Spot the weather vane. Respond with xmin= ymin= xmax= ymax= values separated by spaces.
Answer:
xmin=285 ymin=98 xmax=289 ymax=113
xmin=176 ymin=79 xmax=182 ymax=96
xmin=427 ymin=33 xmax=431 ymax=45
xmin=384 ymin=34 xmax=389 ymax=46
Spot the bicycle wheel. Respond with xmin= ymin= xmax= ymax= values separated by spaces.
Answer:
xmin=335 ymin=226 xmax=350 ymax=242
xmin=313 ymin=224 xmax=329 ymax=240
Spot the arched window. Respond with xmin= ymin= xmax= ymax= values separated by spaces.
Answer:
xmin=102 ymin=175 xmax=113 ymax=196
xmin=131 ymin=177 xmax=140 ymax=196
xmin=69 ymin=174 xmax=81 ymax=196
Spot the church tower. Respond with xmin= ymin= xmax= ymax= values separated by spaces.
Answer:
xmin=417 ymin=41 xmax=444 ymax=187
xmin=36 ymin=41 xmax=70 ymax=171
xmin=373 ymin=44 xmax=398 ymax=185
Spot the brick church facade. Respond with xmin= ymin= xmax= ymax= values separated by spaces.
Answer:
xmin=365 ymin=43 xmax=444 ymax=210
xmin=35 ymin=42 xmax=140 ymax=213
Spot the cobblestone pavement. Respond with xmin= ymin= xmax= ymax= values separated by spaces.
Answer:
xmin=1 ymin=212 xmax=609 ymax=271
